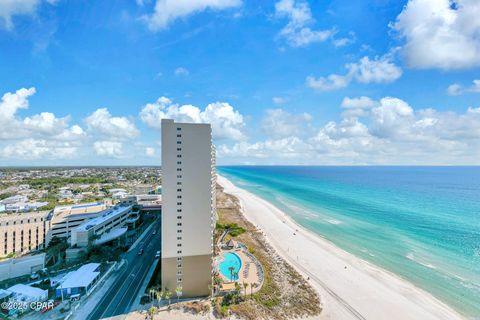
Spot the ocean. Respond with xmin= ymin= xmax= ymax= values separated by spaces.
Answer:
xmin=218 ymin=166 xmax=480 ymax=318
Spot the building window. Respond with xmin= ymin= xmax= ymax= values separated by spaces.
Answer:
xmin=177 ymin=223 xmax=182 ymax=226
xmin=177 ymin=154 xmax=182 ymax=158
xmin=177 ymin=209 xmax=182 ymax=212
xmin=177 ymin=182 xmax=182 ymax=185
xmin=177 ymin=263 xmax=182 ymax=268
xmin=177 ymin=175 xmax=182 ymax=179
xmin=177 ymin=236 xmax=182 ymax=240
xmin=177 ymin=168 xmax=182 ymax=171
xmin=177 ymin=134 xmax=181 ymax=138
xmin=177 ymin=229 xmax=182 ymax=233
xmin=177 ymin=257 xmax=182 ymax=261
xmin=177 ymin=270 xmax=182 ymax=275
xmin=177 ymin=216 xmax=182 ymax=219
xmin=177 ymin=243 xmax=182 ymax=247
xmin=177 ymin=161 xmax=182 ymax=165
xmin=177 ymin=250 xmax=182 ymax=254
xmin=177 ymin=148 xmax=181 ymax=151
xmin=177 ymin=127 xmax=181 ymax=131
xmin=177 ymin=202 xmax=182 ymax=205
xmin=177 ymin=189 xmax=182 ymax=192
xmin=177 ymin=141 xmax=181 ymax=145
xmin=177 ymin=195 xmax=182 ymax=199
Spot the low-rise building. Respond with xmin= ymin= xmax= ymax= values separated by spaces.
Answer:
xmin=56 ymin=263 xmax=101 ymax=298
xmin=0 ymin=212 xmax=51 ymax=256
xmin=7 ymin=284 xmax=48 ymax=303
xmin=48 ymin=202 xmax=110 ymax=243
xmin=0 ymin=195 xmax=28 ymax=205
xmin=71 ymin=204 xmax=134 ymax=247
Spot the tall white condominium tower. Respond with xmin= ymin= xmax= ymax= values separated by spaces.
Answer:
xmin=161 ymin=119 xmax=216 ymax=297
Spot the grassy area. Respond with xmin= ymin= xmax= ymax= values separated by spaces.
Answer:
xmin=214 ymin=184 xmax=321 ymax=320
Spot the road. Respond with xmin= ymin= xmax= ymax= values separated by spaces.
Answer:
xmin=87 ymin=221 xmax=161 ymax=320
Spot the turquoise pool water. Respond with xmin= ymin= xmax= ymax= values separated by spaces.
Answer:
xmin=219 ymin=252 xmax=242 ymax=281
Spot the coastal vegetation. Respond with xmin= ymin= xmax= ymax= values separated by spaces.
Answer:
xmin=213 ymin=184 xmax=321 ymax=320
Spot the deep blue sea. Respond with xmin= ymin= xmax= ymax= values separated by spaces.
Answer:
xmin=218 ymin=166 xmax=480 ymax=318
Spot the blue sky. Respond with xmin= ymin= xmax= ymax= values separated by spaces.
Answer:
xmin=1 ymin=0 xmax=479 ymax=165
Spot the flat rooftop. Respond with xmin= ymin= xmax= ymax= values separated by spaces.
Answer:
xmin=75 ymin=204 xmax=132 ymax=231
xmin=61 ymin=263 xmax=100 ymax=289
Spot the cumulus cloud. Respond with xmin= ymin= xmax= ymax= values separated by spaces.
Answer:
xmin=139 ymin=96 xmax=246 ymax=140
xmin=141 ymin=0 xmax=241 ymax=31
xmin=307 ymin=54 xmax=402 ymax=91
xmin=219 ymin=97 xmax=480 ymax=164
xmin=85 ymin=108 xmax=139 ymax=140
xmin=447 ymin=80 xmax=480 ymax=96
xmin=275 ymin=0 xmax=334 ymax=47
xmin=93 ymin=141 xmax=124 ymax=158
xmin=392 ymin=0 xmax=480 ymax=70
xmin=262 ymin=109 xmax=311 ymax=139
xmin=0 ymin=87 xmax=84 ymax=141
xmin=1 ymin=139 xmax=78 ymax=160
xmin=174 ymin=67 xmax=189 ymax=77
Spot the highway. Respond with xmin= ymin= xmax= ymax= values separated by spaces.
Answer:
xmin=87 ymin=221 xmax=161 ymax=320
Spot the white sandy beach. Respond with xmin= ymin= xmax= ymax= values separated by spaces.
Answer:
xmin=218 ymin=175 xmax=465 ymax=320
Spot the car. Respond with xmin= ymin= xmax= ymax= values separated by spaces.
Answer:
xmin=152 ymin=230 xmax=157 ymax=235
xmin=138 ymin=248 xmax=144 ymax=255
xmin=30 ymin=272 xmax=39 ymax=280
xmin=155 ymin=251 xmax=160 ymax=258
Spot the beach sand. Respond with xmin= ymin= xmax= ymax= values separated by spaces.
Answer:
xmin=218 ymin=175 xmax=465 ymax=320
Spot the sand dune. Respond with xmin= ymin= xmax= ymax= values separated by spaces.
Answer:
xmin=218 ymin=175 xmax=464 ymax=320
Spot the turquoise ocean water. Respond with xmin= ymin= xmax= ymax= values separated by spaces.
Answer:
xmin=218 ymin=166 xmax=480 ymax=318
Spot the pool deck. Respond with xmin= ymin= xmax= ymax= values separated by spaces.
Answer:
xmin=217 ymin=248 xmax=262 ymax=293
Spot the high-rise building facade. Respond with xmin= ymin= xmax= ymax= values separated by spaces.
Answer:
xmin=161 ymin=119 xmax=216 ymax=297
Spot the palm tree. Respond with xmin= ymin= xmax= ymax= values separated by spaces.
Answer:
xmin=148 ymin=306 xmax=156 ymax=320
xmin=155 ymin=290 xmax=163 ymax=308
xmin=175 ymin=286 xmax=182 ymax=303
xmin=251 ymin=283 xmax=257 ymax=297
xmin=228 ymin=266 xmax=235 ymax=281
xmin=243 ymin=283 xmax=249 ymax=298
xmin=164 ymin=290 xmax=172 ymax=306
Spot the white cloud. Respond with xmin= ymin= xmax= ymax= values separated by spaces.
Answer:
xmin=392 ymin=0 xmax=480 ymax=70
xmin=1 ymin=139 xmax=78 ymax=160
xmin=275 ymin=0 xmax=334 ymax=47
xmin=272 ymin=97 xmax=287 ymax=104
xmin=262 ymin=109 xmax=311 ymax=139
xmin=333 ymin=33 xmax=356 ymax=47
xmin=307 ymin=54 xmax=402 ymax=91
xmin=93 ymin=141 xmax=124 ymax=158
xmin=174 ymin=67 xmax=189 ymax=77
xmin=141 ymin=0 xmax=242 ymax=31
xmin=447 ymin=80 xmax=480 ymax=96
xmin=145 ymin=147 xmax=156 ymax=156
xmin=85 ymin=108 xmax=139 ymax=140
xmin=341 ymin=96 xmax=377 ymax=109
xmin=306 ymin=74 xmax=350 ymax=91
xmin=0 ymin=87 xmax=84 ymax=141
xmin=0 ymin=0 xmax=39 ymax=30
xmin=139 ymin=96 xmax=246 ymax=140
xmin=219 ymin=97 xmax=480 ymax=164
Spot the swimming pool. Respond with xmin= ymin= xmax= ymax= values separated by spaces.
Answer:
xmin=219 ymin=252 xmax=242 ymax=281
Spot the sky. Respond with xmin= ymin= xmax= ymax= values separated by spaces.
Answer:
xmin=0 ymin=0 xmax=479 ymax=166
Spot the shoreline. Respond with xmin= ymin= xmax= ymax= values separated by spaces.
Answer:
xmin=217 ymin=174 xmax=465 ymax=320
